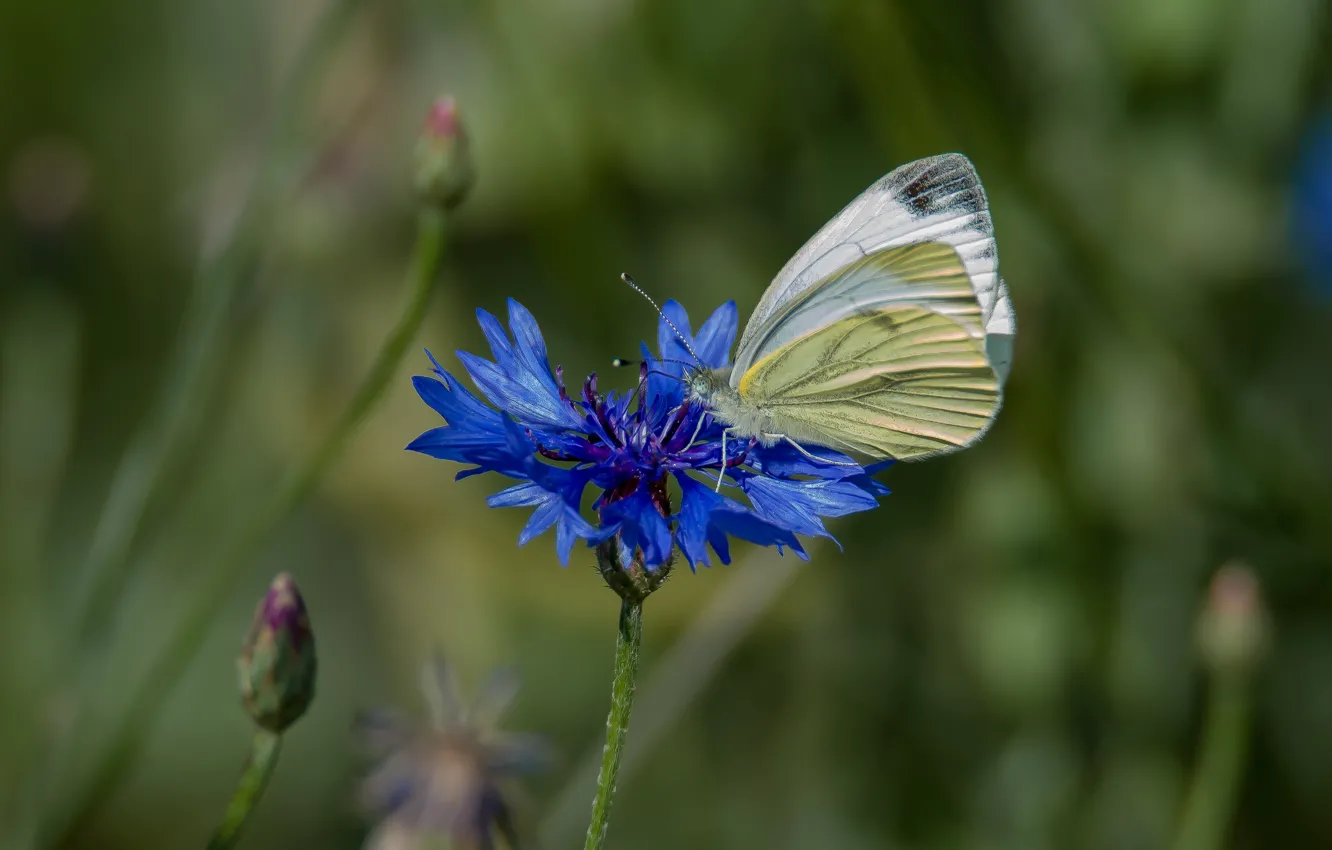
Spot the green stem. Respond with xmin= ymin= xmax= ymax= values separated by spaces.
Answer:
xmin=47 ymin=206 xmax=449 ymax=848
xmin=206 ymin=731 xmax=283 ymax=850
xmin=583 ymin=598 xmax=644 ymax=850
xmin=1172 ymin=671 xmax=1253 ymax=850
xmin=72 ymin=0 xmax=364 ymax=645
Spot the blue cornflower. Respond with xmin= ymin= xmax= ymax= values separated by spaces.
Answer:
xmin=408 ymin=299 xmax=890 ymax=572
xmin=1292 ymin=115 xmax=1332 ymax=299
xmin=355 ymin=658 xmax=547 ymax=850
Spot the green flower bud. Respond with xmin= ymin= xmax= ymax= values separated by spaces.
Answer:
xmin=1197 ymin=562 xmax=1268 ymax=677
xmin=415 ymin=96 xmax=474 ymax=211
xmin=238 ymin=573 xmax=316 ymax=732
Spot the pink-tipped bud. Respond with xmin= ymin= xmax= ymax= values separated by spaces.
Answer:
xmin=415 ymin=96 xmax=474 ymax=211
xmin=238 ymin=573 xmax=317 ymax=732
xmin=1197 ymin=563 xmax=1268 ymax=676
xmin=424 ymin=97 xmax=462 ymax=139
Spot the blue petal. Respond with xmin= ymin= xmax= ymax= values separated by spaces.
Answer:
xmin=501 ymin=415 xmax=537 ymax=458
xmin=411 ymin=372 xmax=504 ymax=433
xmin=675 ymin=472 xmax=813 ymax=566
xmin=747 ymin=441 xmax=864 ymax=480
xmin=507 ymin=299 xmax=562 ymax=397
xmin=673 ymin=472 xmax=722 ymax=570
xmin=407 ymin=370 xmax=529 ymax=475
xmin=454 ymin=304 xmax=584 ymax=431
xmin=741 ymin=475 xmax=879 ymax=540
xmin=601 ymin=481 xmax=673 ymax=568
xmin=519 ymin=496 xmax=563 ymax=545
xmin=657 ymin=299 xmax=696 ymax=371
xmin=847 ymin=459 xmax=895 ymax=497
xmin=693 ymin=301 xmax=737 ymax=368
xmin=456 ymin=351 xmax=577 ymax=431
xmin=706 ymin=522 xmax=732 ymax=565
xmin=554 ymin=515 xmax=581 ymax=565
xmin=487 ymin=481 xmax=547 ymax=508
xmin=708 ymin=507 xmax=808 ymax=559
xmin=487 ymin=480 xmax=603 ymax=566
xmin=477 ymin=309 xmax=519 ymax=372
xmin=636 ymin=341 xmax=676 ymax=418
xmin=406 ymin=426 xmax=504 ymax=461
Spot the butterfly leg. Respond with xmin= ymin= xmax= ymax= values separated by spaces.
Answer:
xmin=714 ymin=427 xmax=733 ymax=492
xmin=767 ymin=434 xmax=862 ymax=467
xmin=683 ymin=408 xmax=707 ymax=453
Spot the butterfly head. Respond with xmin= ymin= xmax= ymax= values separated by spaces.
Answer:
xmin=684 ymin=366 xmax=731 ymax=407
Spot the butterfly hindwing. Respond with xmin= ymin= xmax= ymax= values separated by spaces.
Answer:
xmin=737 ymin=305 xmax=1001 ymax=460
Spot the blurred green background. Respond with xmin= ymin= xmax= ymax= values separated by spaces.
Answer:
xmin=4 ymin=0 xmax=1332 ymax=847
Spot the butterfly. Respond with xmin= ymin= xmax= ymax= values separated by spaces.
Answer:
xmin=657 ymin=153 xmax=1014 ymax=484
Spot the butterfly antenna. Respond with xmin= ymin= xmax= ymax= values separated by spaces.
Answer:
xmin=621 ymin=273 xmax=701 ymax=364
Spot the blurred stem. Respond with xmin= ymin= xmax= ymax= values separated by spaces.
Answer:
xmin=49 ymin=206 xmax=450 ymax=848
xmin=205 ymin=730 xmax=282 ymax=850
xmin=583 ymin=598 xmax=643 ymax=850
xmin=71 ymin=0 xmax=363 ymax=645
xmin=1172 ymin=671 xmax=1253 ymax=850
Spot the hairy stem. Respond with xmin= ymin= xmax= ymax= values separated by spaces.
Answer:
xmin=583 ymin=599 xmax=644 ymax=850
xmin=206 ymin=731 xmax=283 ymax=850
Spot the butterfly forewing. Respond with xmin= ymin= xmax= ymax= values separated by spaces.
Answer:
xmin=738 ymin=306 xmax=1001 ymax=460
xmin=734 ymin=154 xmax=1006 ymax=378
xmin=733 ymin=241 xmax=985 ymax=386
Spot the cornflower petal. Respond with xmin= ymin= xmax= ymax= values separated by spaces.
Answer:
xmin=673 ymin=472 xmax=721 ymax=569
xmin=692 ymin=300 xmax=738 ymax=368
xmin=747 ymin=441 xmax=863 ymax=480
xmin=657 ymin=299 xmax=695 ymax=370
xmin=600 ymin=480 xmax=673 ymax=569
xmin=413 ymin=362 xmax=504 ymax=431
xmin=740 ymin=473 xmax=879 ymax=541
xmin=709 ymin=507 xmax=807 ymax=559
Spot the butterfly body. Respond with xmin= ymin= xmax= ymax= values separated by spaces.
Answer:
xmin=680 ymin=153 xmax=1014 ymax=476
xmin=686 ymin=366 xmax=807 ymax=449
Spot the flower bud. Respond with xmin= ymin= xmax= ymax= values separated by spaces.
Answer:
xmin=1197 ymin=563 xmax=1268 ymax=677
xmin=414 ymin=96 xmax=474 ymax=211
xmin=238 ymin=573 xmax=316 ymax=732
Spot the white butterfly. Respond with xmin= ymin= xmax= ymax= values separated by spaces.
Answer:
xmin=674 ymin=153 xmax=1014 ymax=483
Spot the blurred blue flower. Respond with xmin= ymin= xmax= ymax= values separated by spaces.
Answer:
xmin=1292 ymin=116 xmax=1332 ymax=296
xmin=356 ymin=658 xmax=547 ymax=850
xmin=408 ymin=299 xmax=891 ymax=570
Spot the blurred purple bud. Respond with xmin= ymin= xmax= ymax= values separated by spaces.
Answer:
xmin=238 ymin=573 xmax=316 ymax=733
xmin=1197 ymin=563 xmax=1268 ymax=676
xmin=415 ymin=96 xmax=474 ymax=211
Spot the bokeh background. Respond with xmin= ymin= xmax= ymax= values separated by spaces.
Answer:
xmin=4 ymin=0 xmax=1332 ymax=848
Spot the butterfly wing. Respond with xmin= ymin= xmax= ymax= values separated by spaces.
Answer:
xmin=738 ymin=305 xmax=1001 ymax=460
xmin=734 ymin=240 xmax=983 ymax=374
xmin=986 ymin=278 xmax=1015 ymax=384
xmin=734 ymin=153 xmax=1010 ymax=382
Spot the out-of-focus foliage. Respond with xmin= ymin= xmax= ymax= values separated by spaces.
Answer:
xmin=3 ymin=0 xmax=1332 ymax=848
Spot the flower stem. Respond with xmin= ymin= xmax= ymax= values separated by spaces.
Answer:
xmin=205 ymin=731 xmax=283 ymax=850
xmin=1172 ymin=671 xmax=1254 ymax=850
xmin=583 ymin=598 xmax=643 ymax=850
xmin=47 ymin=206 xmax=449 ymax=848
